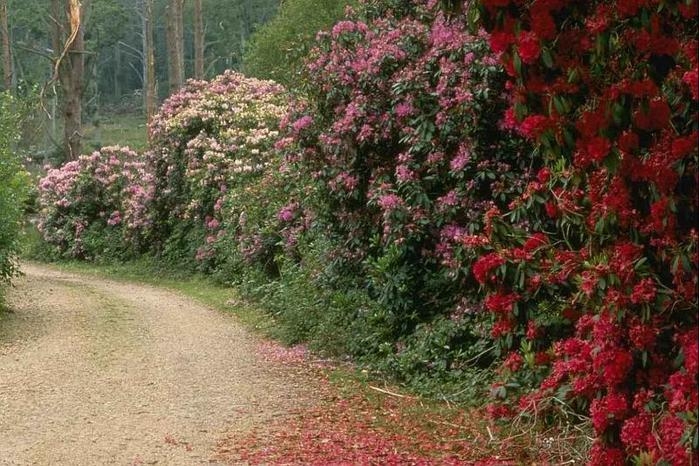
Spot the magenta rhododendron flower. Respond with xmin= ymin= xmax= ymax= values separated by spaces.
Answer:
xmin=38 ymin=146 xmax=155 ymax=259
xmin=292 ymin=115 xmax=313 ymax=133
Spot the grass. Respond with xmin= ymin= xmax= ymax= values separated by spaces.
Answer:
xmin=39 ymin=258 xmax=277 ymax=337
xmin=82 ymin=113 xmax=148 ymax=152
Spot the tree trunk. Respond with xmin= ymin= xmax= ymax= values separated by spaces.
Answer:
xmin=114 ymin=45 xmax=121 ymax=100
xmin=142 ymin=0 xmax=156 ymax=132
xmin=0 ymin=0 xmax=12 ymax=91
xmin=62 ymin=2 xmax=84 ymax=160
xmin=52 ymin=0 xmax=86 ymax=160
xmin=193 ymin=0 xmax=204 ymax=79
xmin=166 ymin=0 xmax=184 ymax=93
xmin=175 ymin=0 xmax=184 ymax=80
xmin=50 ymin=0 xmax=62 ymax=146
xmin=237 ymin=0 xmax=251 ymax=66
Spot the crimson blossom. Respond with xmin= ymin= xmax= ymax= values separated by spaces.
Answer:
xmin=476 ymin=0 xmax=698 ymax=463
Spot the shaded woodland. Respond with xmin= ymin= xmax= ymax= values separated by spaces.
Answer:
xmin=0 ymin=0 xmax=279 ymax=160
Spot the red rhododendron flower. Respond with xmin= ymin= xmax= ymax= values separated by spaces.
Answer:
xmin=523 ymin=232 xmax=548 ymax=252
xmin=531 ymin=12 xmax=556 ymax=40
xmin=526 ymin=321 xmax=539 ymax=339
xmin=485 ymin=402 xmax=513 ymax=419
xmin=590 ymin=392 xmax=628 ymax=433
xmin=679 ymin=0 xmax=697 ymax=18
xmin=634 ymin=99 xmax=671 ymax=131
xmin=617 ymin=0 xmax=649 ymax=18
xmin=586 ymin=5 xmax=612 ymax=33
xmin=489 ymin=31 xmax=514 ymax=54
xmin=678 ymin=329 xmax=699 ymax=375
xmin=586 ymin=137 xmax=612 ymax=164
xmin=501 ymin=106 xmax=518 ymax=129
xmin=473 ymin=0 xmax=697 ymax=461
xmin=518 ymin=114 xmax=549 ymax=139
xmin=594 ymin=348 xmax=633 ymax=387
xmin=618 ymin=131 xmax=640 ymax=153
xmin=544 ymin=200 xmax=558 ymax=218
xmin=484 ymin=292 xmax=519 ymax=315
xmin=536 ymin=167 xmax=551 ymax=184
xmin=577 ymin=108 xmax=608 ymax=139
xmin=534 ymin=351 xmax=551 ymax=366
xmin=503 ymin=352 xmax=523 ymax=372
xmin=683 ymin=69 xmax=699 ymax=100
xmin=517 ymin=31 xmax=541 ymax=64
xmin=671 ymin=133 xmax=698 ymax=158
xmin=665 ymin=371 xmax=696 ymax=412
xmin=628 ymin=322 xmax=657 ymax=350
xmin=589 ymin=442 xmax=626 ymax=466
xmin=620 ymin=413 xmax=653 ymax=452
xmin=659 ymin=415 xmax=691 ymax=465
xmin=490 ymin=318 xmax=514 ymax=338
xmin=630 ymin=277 xmax=657 ymax=304
xmin=562 ymin=307 xmax=580 ymax=322
xmin=580 ymin=270 xmax=598 ymax=296
xmin=472 ymin=252 xmax=505 ymax=284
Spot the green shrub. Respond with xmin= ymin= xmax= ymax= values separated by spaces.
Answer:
xmin=0 ymin=92 xmax=31 ymax=297
xmin=243 ymin=0 xmax=354 ymax=88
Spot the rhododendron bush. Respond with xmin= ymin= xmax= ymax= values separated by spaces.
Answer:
xmin=33 ymin=0 xmax=698 ymax=461
xmin=275 ymin=0 xmax=534 ymax=387
xmin=146 ymin=71 xmax=288 ymax=266
xmin=475 ymin=0 xmax=698 ymax=463
xmin=38 ymin=146 xmax=154 ymax=260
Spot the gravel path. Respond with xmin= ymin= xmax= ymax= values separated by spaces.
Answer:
xmin=0 ymin=263 xmax=316 ymax=465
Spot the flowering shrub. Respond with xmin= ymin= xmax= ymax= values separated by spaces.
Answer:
xmin=475 ymin=0 xmax=698 ymax=463
xmin=0 ymin=93 xmax=30 ymax=288
xmin=37 ymin=146 xmax=154 ymax=260
xmin=29 ymin=3 xmax=698 ymax=460
xmin=146 ymin=71 xmax=288 ymax=266
xmin=276 ymin=0 xmax=533 ymax=387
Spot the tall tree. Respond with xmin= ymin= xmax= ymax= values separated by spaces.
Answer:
xmin=50 ymin=0 xmax=87 ymax=160
xmin=0 ymin=0 xmax=11 ymax=90
xmin=193 ymin=0 xmax=203 ymax=79
xmin=166 ymin=0 xmax=183 ymax=93
xmin=142 ymin=0 xmax=156 ymax=129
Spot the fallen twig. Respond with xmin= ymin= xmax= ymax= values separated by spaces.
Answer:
xmin=486 ymin=426 xmax=496 ymax=442
xmin=367 ymin=385 xmax=414 ymax=399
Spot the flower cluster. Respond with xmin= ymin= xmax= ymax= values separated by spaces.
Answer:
xmin=277 ymin=1 xmax=533 ymax=376
xmin=145 ymin=71 xmax=288 ymax=265
xmin=37 ymin=146 xmax=154 ymax=259
xmin=477 ymin=0 xmax=698 ymax=463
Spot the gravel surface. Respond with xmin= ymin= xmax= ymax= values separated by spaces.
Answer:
xmin=0 ymin=263 xmax=316 ymax=465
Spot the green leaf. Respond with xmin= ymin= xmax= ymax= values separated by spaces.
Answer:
xmin=541 ymin=48 xmax=554 ymax=69
xmin=513 ymin=52 xmax=522 ymax=76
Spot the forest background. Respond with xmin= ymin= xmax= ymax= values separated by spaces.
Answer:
xmin=0 ymin=0 xmax=345 ymax=161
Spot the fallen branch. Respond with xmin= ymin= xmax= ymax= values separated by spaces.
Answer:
xmin=367 ymin=385 xmax=414 ymax=399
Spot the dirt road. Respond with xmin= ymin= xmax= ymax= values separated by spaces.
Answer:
xmin=0 ymin=264 xmax=315 ymax=465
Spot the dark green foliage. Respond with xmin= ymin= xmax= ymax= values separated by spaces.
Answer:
xmin=243 ymin=0 xmax=354 ymax=88
xmin=0 ymin=92 xmax=30 ymax=297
